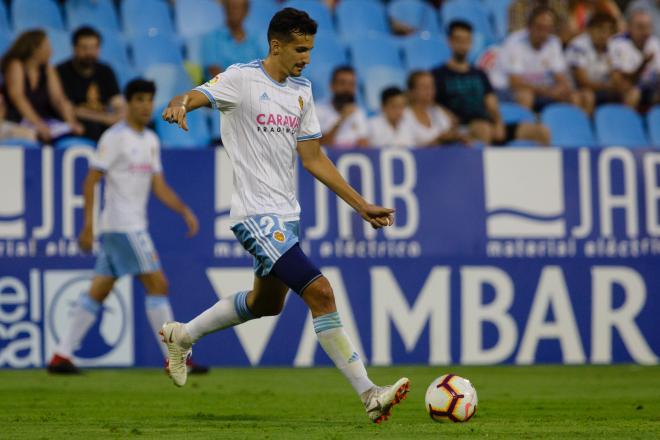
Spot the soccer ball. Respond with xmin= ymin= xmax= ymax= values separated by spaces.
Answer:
xmin=425 ymin=374 xmax=478 ymax=422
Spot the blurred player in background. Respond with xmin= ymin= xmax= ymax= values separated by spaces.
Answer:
xmin=48 ymin=79 xmax=208 ymax=376
xmin=160 ymin=8 xmax=409 ymax=424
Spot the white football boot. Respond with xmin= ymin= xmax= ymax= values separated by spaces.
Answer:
xmin=361 ymin=377 xmax=410 ymax=424
xmin=160 ymin=322 xmax=193 ymax=387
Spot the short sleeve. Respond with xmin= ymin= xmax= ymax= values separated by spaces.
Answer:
xmin=478 ymin=70 xmax=494 ymax=94
xmin=297 ymin=89 xmax=322 ymax=141
xmin=503 ymin=42 xmax=525 ymax=74
xmin=89 ymin=131 xmax=119 ymax=171
xmin=194 ymin=65 xmax=243 ymax=112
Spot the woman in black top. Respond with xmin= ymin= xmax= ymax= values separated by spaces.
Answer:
xmin=1 ymin=30 xmax=83 ymax=143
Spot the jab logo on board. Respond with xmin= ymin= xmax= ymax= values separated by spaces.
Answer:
xmin=44 ymin=271 xmax=133 ymax=367
xmin=0 ymin=149 xmax=26 ymax=238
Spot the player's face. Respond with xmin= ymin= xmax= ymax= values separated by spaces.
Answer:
xmin=410 ymin=74 xmax=435 ymax=105
xmin=128 ymin=93 xmax=154 ymax=126
xmin=74 ymin=36 xmax=100 ymax=67
xmin=383 ymin=95 xmax=407 ymax=125
xmin=449 ymin=28 xmax=472 ymax=61
xmin=529 ymin=13 xmax=555 ymax=48
xmin=279 ymin=33 xmax=315 ymax=77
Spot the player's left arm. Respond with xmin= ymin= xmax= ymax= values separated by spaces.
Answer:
xmin=161 ymin=90 xmax=211 ymax=131
xmin=151 ymin=173 xmax=199 ymax=237
xmin=297 ymin=139 xmax=394 ymax=229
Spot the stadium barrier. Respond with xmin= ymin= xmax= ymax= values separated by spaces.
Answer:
xmin=0 ymin=145 xmax=658 ymax=368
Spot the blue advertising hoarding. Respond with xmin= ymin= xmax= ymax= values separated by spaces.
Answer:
xmin=0 ymin=146 xmax=658 ymax=368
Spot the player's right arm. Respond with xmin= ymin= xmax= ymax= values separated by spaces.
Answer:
xmin=161 ymin=90 xmax=210 ymax=131
xmin=78 ymin=169 xmax=103 ymax=252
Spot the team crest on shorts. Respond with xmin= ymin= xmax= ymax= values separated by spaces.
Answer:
xmin=298 ymin=96 xmax=304 ymax=111
xmin=273 ymin=230 xmax=286 ymax=243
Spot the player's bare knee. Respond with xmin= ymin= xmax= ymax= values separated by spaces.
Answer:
xmin=303 ymin=277 xmax=336 ymax=315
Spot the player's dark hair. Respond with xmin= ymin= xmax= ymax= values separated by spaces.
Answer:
xmin=587 ymin=12 xmax=617 ymax=29
xmin=447 ymin=20 xmax=473 ymax=37
xmin=527 ymin=6 xmax=558 ymax=26
xmin=381 ymin=86 xmax=404 ymax=106
xmin=124 ymin=78 xmax=156 ymax=101
xmin=267 ymin=7 xmax=318 ymax=44
xmin=406 ymin=70 xmax=431 ymax=91
xmin=331 ymin=65 xmax=354 ymax=83
xmin=72 ymin=26 xmax=102 ymax=46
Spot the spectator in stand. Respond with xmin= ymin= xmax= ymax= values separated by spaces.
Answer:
xmin=368 ymin=87 xmax=414 ymax=149
xmin=1 ymin=30 xmax=83 ymax=144
xmin=405 ymin=70 xmax=468 ymax=147
xmin=201 ymin=0 xmax=263 ymax=78
xmin=433 ymin=21 xmax=550 ymax=145
xmin=57 ymin=27 xmax=125 ymax=142
xmin=568 ymin=0 xmax=625 ymax=39
xmin=317 ymin=66 xmax=369 ymax=148
xmin=610 ymin=9 xmax=660 ymax=108
xmin=0 ymin=92 xmax=37 ymax=142
xmin=496 ymin=7 xmax=588 ymax=113
xmin=566 ymin=13 xmax=637 ymax=112
xmin=627 ymin=0 xmax=660 ymax=40
xmin=509 ymin=0 xmax=572 ymax=42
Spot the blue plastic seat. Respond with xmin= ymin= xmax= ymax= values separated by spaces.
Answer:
xmin=595 ymin=104 xmax=649 ymax=147
xmin=54 ymin=136 xmax=97 ymax=149
xmin=305 ymin=32 xmax=348 ymax=101
xmin=99 ymin=36 xmax=136 ymax=89
xmin=244 ymin=0 xmax=281 ymax=52
xmin=499 ymin=102 xmax=536 ymax=124
xmin=12 ymin=0 xmax=64 ymax=32
xmin=349 ymin=35 xmax=402 ymax=78
xmin=388 ymin=0 xmax=441 ymax=36
xmin=541 ymin=103 xmax=596 ymax=148
xmin=130 ymin=34 xmax=184 ymax=72
xmin=285 ymin=0 xmax=335 ymax=34
xmin=484 ymin=0 xmax=512 ymax=41
xmin=122 ymin=0 xmax=175 ymax=37
xmin=506 ymin=139 xmax=540 ymax=147
xmin=207 ymin=108 xmax=221 ymax=141
xmin=647 ymin=106 xmax=660 ymax=147
xmin=362 ymin=65 xmax=406 ymax=113
xmin=65 ymin=0 xmax=120 ymax=34
xmin=0 ymin=30 xmax=12 ymax=58
xmin=46 ymin=29 xmax=72 ymax=65
xmin=174 ymin=0 xmax=224 ymax=40
xmin=143 ymin=63 xmax=192 ymax=110
xmin=336 ymin=0 xmax=389 ymax=39
xmin=156 ymin=105 xmax=211 ymax=148
xmin=441 ymin=0 xmax=495 ymax=45
xmin=402 ymin=34 xmax=450 ymax=71
xmin=0 ymin=1 xmax=10 ymax=33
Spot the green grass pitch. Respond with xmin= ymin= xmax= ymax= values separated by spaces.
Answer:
xmin=1 ymin=365 xmax=658 ymax=439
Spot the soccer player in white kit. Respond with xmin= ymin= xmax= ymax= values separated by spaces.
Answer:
xmin=48 ymin=79 xmax=207 ymax=375
xmin=160 ymin=8 xmax=410 ymax=424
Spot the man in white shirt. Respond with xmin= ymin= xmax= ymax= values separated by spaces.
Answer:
xmin=48 ymin=79 xmax=205 ymax=375
xmin=610 ymin=9 xmax=660 ymax=107
xmin=159 ymin=8 xmax=409 ymax=424
xmin=496 ymin=6 xmax=586 ymax=112
xmin=368 ymin=87 xmax=415 ymax=148
xmin=316 ymin=65 xmax=369 ymax=148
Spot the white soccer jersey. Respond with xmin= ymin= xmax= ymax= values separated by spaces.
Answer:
xmin=609 ymin=33 xmax=660 ymax=84
xmin=195 ymin=60 xmax=321 ymax=223
xmin=90 ymin=122 xmax=162 ymax=233
xmin=565 ymin=32 xmax=613 ymax=84
xmin=367 ymin=114 xmax=415 ymax=149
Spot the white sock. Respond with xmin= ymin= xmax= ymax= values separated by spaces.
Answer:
xmin=314 ymin=312 xmax=375 ymax=396
xmin=184 ymin=290 xmax=255 ymax=342
xmin=55 ymin=293 xmax=100 ymax=359
xmin=145 ymin=295 xmax=174 ymax=359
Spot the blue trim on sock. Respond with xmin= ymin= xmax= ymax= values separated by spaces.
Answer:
xmin=145 ymin=295 xmax=170 ymax=309
xmin=233 ymin=291 xmax=256 ymax=321
xmin=79 ymin=294 xmax=101 ymax=314
xmin=313 ymin=312 xmax=343 ymax=333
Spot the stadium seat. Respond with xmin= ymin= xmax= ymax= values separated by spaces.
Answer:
xmin=284 ymin=0 xmax=334 ymax=34
xmin=441 ymin=0 xmax=495 ymax=45
xmin=0 ymin=1 xmax=10 ymax=33
xmin=143 ymin=63 xmax=193 ymax=110
xmin=595 ymin=104 xmax=649 ymax=147
xmin=46 ymin=29 xmax=72 ymax=65
xmin=336 ymin=0 xmax=389 ymax=40
xmin=362 ymin=65 xmax=406 ymax=114
xmin=65 ymin=0 xmax=120 ymax=34
xmin=130 ymin=34 xmax=184 ymax=72
xmin=0 ymin=30 xmax=12 ymax=59
xmin=541 ymin=104 xmax=596 ymax=148
xmin=499 ymin=102 xmax=536 ymax=124
xmin=484 ymin=0 xmax=512 ymax=41
xmin=122 ymin=0 xmax=175 ymax=37
xmin=12 ymin=0 xmax=65 ymax=32
xmin=506 ymin=139 xmax=540 ymax=147
xmin=54 ymin=136 xmax=96 ymax=149
xmin=349 ymin=34 xmax=403 ymax=78
xmin=207 ymin=108 xmax=221 ymax=141
xmin=647 ymin=106 xmax=660 ymax=147
xmin=305 ymin=32 xmax=348 ymax=101
xmin=155 ymin=104 xmax=211 ymax=148
xmin=402 ymin=34 xmax=450 ymax=71
xmin=388 ymin=0 xmax=441 ymax=36
xmin=99 ymin=36 xmax=137 ymax=89
xmin=174 ymin=0 xmax=224 ymax=40
xmin=244 ymin=0 xmax=281 ymax=44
